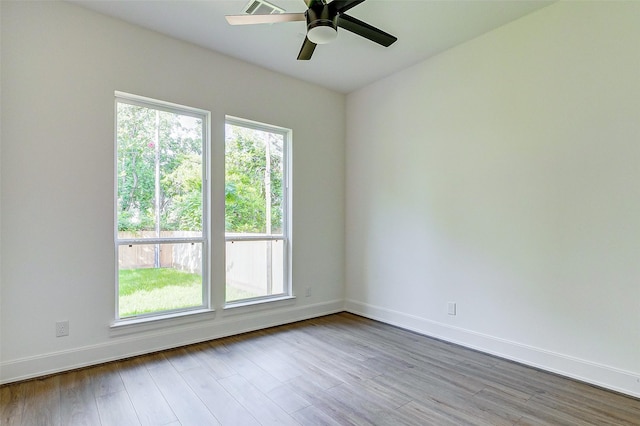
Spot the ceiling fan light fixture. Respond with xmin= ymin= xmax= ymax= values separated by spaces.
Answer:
xmin=307 ymin=24 xmax=337 ymax=44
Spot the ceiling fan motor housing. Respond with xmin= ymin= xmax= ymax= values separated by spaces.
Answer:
xmin=306 ymin=5 xmax=338 ymax=44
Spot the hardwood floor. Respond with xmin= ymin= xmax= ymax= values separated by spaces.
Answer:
xmin=1 ymin=313 xmax=639 ymax=425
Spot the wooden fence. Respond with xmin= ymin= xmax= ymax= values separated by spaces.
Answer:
xmin=118 ymin=231 xmax=202 ymax=274
xmin=118 ymin=232 xmax=284 ymax=296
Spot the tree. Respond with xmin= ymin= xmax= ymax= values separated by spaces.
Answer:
xmin=162 ymin=153 xmax=202 ymax=231
xmin=117 ymin=108 xmax=284 ymax=236
xmin=116 ymin=103 xmax=203 ymax=233
xmin=224 ymin=125 xmax=283 ymax=234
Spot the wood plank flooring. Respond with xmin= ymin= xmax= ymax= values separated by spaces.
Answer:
xmin=1 ymin=313 xmax=639 ymax=425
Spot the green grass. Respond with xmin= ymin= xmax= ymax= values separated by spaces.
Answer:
xmin=119 ymin=268 xmax=201 ymax=296
xmin=118 ymin=268 xmax=265 ymax=317
xmin=225 ymin=287 xmax=262 ymax=302
xmin=119 ymin=268 xmax=202 ymax=317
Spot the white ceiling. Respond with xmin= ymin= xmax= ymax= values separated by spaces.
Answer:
xmin=71 ymin=0 xmax=553 ymax=93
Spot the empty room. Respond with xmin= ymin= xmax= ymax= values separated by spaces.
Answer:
xmin=1 ymin=0 xmax=639 ymax=424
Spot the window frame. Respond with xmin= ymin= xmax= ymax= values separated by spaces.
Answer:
xmin=114 ymin=92 xmax=211 ymax=323
xmin=224 ymin=116 xmax=292 ymax=306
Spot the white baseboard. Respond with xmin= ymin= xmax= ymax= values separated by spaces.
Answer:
xmin=344 ymin=299 xmax=640 ymax=399
xmin=0 ymin=299 xmax=344 ymax=385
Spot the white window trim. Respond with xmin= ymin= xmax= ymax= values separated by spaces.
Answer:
xmin=114 ymin=92 xmax=211 ymax=324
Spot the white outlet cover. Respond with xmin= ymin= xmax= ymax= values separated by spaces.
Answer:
xmin=56 ymin=320 xmax=69 ymax=337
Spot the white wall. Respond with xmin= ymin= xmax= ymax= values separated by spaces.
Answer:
xmin=345 ymin=1 xmax=640 ymax=397
xmin=0 ymin=1 xmax=345 ymax=383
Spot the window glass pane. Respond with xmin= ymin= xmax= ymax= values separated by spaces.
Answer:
xmin=115 ymin=95 xmax=208 ymax=321
xmin=117 ymin=103 xmax=203 ymax=236
xmin=225 ymin=124 xmax=283 ymax=235
xmin=225 ymin=240 xmax=284 ymax=302
xmin=225 ymin=118 xmax=289 ymax=305
xmin=118 ymin=242 xmax=203 ymax=318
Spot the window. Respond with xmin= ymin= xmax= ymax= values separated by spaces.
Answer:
xmin=115 ymin=93 xmax=209 ymax=320
xmin=225 ymin=117 xmax=290 ymax=304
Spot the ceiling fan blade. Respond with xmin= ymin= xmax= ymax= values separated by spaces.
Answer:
xmin=337 ymin=13 xmax=397 ymax=47
xmin=226 ymin=13 xmax=305 ymax=25
xmin=329 ymin=0 xmax=366 ymax=14
xmin=297 ymin=37 xmax=317 ymax=60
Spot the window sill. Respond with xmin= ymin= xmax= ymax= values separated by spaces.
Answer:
xmin=223 ymin=295 xmax=296 ymax=316
xmin=110 ymin=308 xmax=215 ymax=336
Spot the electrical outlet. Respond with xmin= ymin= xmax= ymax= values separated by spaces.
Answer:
xmin=56 ymin=320 xmax=69 ymax=337
xmin=305 ymin=287 xmax=312 ymax=297
xmin=447 ymin=302 xmax=456 ymax=316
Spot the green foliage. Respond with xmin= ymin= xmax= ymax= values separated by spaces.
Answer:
xmin=116 ymin=105 xmax=157 ymax=231
xmin=225 ymin=125 xmax=284 ymax=234
xmin=117 ymin=210 xmax=154 ymax=232
xmin=116 ymin=103 xmax=203 ymax=232
xmin=117 ymin=105 xmax=286 ymax=236
xmin=162 ymin=154 xmax=203 ymax=231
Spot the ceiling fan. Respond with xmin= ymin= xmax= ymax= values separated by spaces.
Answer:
xmin=225 ymin=0 xmax=397 ymax=60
